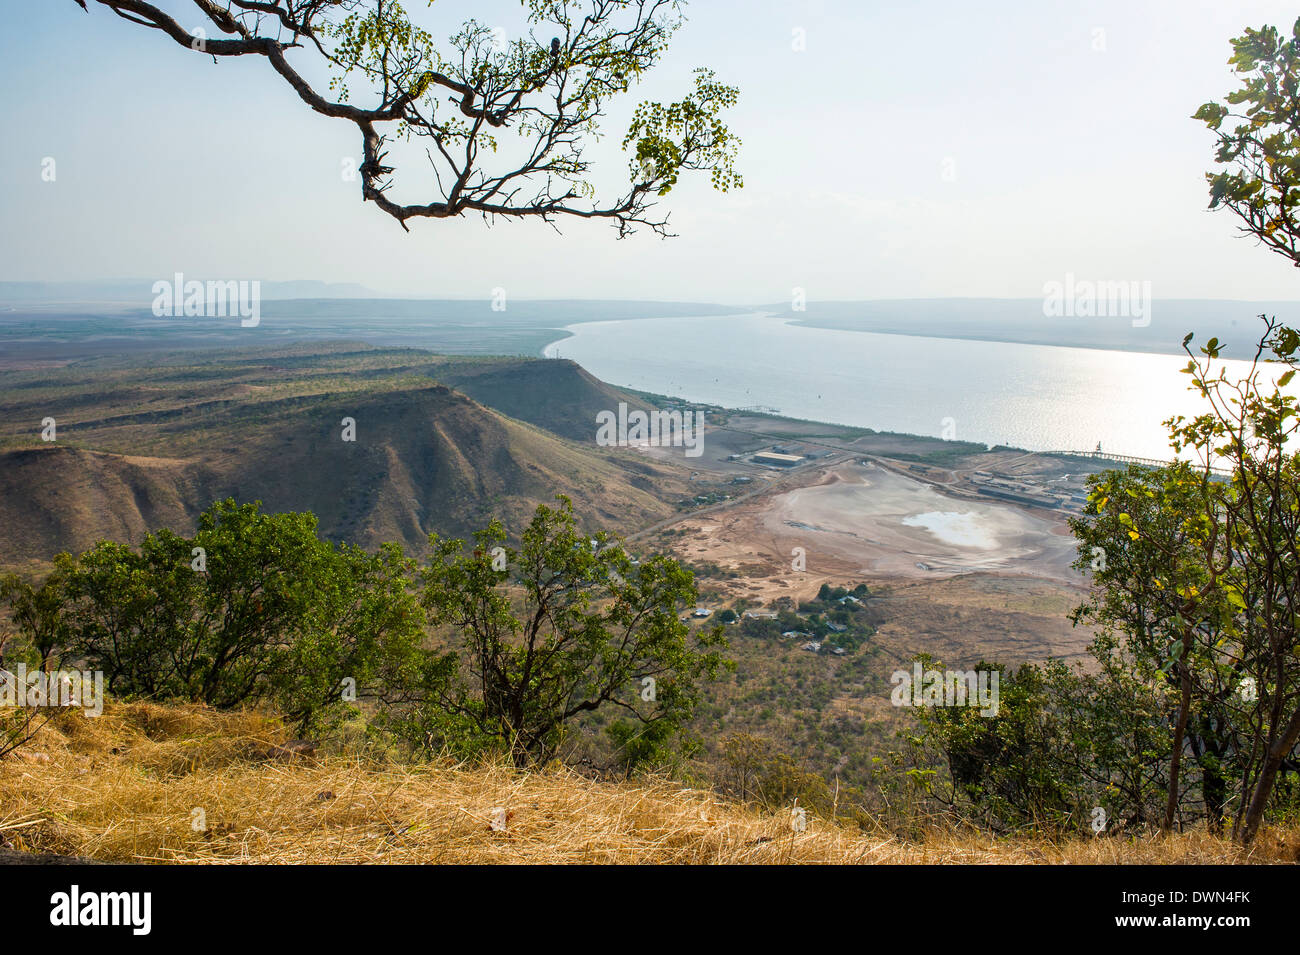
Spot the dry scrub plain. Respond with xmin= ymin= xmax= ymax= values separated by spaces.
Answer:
xmin=2 ymin=704 xmax=1296 ymax=865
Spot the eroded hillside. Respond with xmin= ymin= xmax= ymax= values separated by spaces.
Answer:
xmin=0 ymin=344 xmax=685 ymax=567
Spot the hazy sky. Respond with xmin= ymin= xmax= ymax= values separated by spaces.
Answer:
xmin=4 ymin=0 xmax=1300 ymax=303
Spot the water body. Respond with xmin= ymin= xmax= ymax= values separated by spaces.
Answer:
xmin=544 ymin=312 xmax=1285 ymax=460
xmin=902 ymin=511 xmax=999 ymax=550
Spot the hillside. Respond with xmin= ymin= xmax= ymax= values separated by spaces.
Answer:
xmin=3 ymin=703 xmax=1293 ymax=864
xmin=419 ymin=356 xmax=633 ymax=442
xmin=0 ymin=344 xmax=687 ymax=567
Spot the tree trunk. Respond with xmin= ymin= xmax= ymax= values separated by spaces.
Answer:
xmin=1202 ymin=757 xmax=1226 ymax=835
xmin=1238 ymin=708 xmax=1300 ymax=845
xmin=1163 ymin=651 xmax=1193 ymax=832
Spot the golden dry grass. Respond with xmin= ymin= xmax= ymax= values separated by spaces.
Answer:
xmin=2 ymin=703 xmax=1296 ymax=864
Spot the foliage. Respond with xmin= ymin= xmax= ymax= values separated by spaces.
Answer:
xmin=0 ymin=570 xmax=70 ymax=669
xmin=408 ymin=495 xmax=729 ymax=766
xmin=719 ymin=732 xmax=838 ymax=818
xmin=1068 ymin=317 xmax=1300 ymax=843
xmin=1195 ymin=17 xmax=1300 ymax=268
xmin=1167 ymin=318 xmax=1300 ymax=843
xmin=46 ymin=500 xmax=423 ymax=735
xmin=902 ymin=652 xmax=1170 ymax=834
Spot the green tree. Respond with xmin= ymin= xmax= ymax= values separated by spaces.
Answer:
xmin=59 ymin=500 xmax=393 ymax=718
xmin=1070 ymin=318 xmax=1300 ymax=844
xmin=1059 ymin=635 xmax=1173 ymax=831
xmin=1195 ymin=18 xmax=1300 ymax=268
xmin=910 ymin=660 xmax=1076 ymax=831
xmin=605 ymin=715 xmax=686 ymax=777
xmin=0 ymin=569 xmax=67 ymax=759
xmin=417 ymin=496 xmax=728 ymax=766
xmin=1169 ymin=320 xmax=1300 ymax=844
xmin=1069 ymin=462 xmax=1236 ymax=831
xmin=56 ymin=538 xmax=184 ymax=700
xmin=0 ymin=570 xmax=70 ymax=670
xmin=1057 ymin=18 xmax=1300 ymax=844
xmin=272 ymin=542 xmax=427 ymax=736
xmin=907 ymin=655 xmax=1169 ymax=834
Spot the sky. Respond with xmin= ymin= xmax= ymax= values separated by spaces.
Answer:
xmin=4 ymin=0 xmax=1300 ymax=304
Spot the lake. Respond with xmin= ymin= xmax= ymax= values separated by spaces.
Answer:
xmin=542 ymin=312 xmax=1281 ymax=461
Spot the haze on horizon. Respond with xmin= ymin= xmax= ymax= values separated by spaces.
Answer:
xmin=4 ymin=0 xmax=1300 ymax=304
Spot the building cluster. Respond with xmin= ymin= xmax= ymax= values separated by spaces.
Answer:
xmin=969 ymin=471 xmax=1090 ymax=512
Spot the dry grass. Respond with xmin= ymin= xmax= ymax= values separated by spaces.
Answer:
xmin=2 ymin=703 xmax=1297 ymax=864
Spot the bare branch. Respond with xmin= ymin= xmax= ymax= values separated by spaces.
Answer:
xmin=73 ymin=0 xmax=741 ymax=234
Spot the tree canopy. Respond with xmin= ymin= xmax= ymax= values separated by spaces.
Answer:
xmin=412 ymin=495 xmax=728 ymax=765
xmin=1196 ymin=17 xmax=1300 ymax=267
xmin=1 ymin=496 xmax=727 ymax=764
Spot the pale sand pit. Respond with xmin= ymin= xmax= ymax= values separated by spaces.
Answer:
xmin=763 ymin=464 xmax=1080 ymax=582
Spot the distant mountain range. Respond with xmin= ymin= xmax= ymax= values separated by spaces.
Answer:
xmin=775 ymin=297 xmax=1300 ymax=358
xmin=0 ymin=279 xmax=381 ymax=303
xmin=5 ymin=282 xmax=1300 ymax=358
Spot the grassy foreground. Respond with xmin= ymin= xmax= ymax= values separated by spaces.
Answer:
xmin=2 ymin=704 xmax=1297 ymax=864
